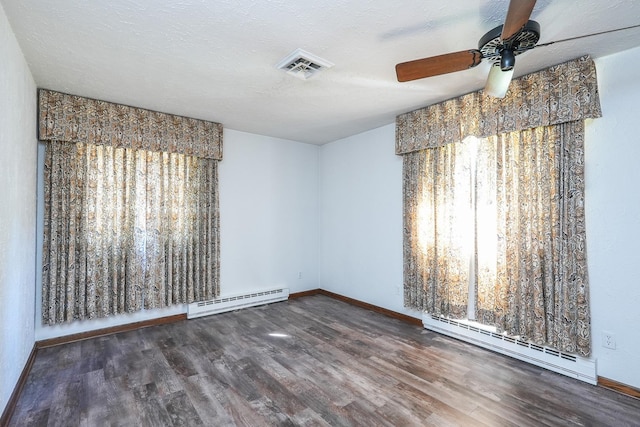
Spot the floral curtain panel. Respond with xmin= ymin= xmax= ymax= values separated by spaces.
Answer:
xmin=39 ymin=90 xmax=222 ymax=325
xmin=399 ymin=56 xmax=599 ymax=356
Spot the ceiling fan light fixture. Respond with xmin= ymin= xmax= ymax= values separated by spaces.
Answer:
xmin=484 ymin=64 xmax=514 ymax=98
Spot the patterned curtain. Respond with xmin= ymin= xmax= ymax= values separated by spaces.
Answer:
xmin=403 ymin=142 xmax=474 ymax=319
xmin=476 ymin=123 xmax=588 ymax=355
xmin=399 ymin=56 xmax=600 ymax=356
xmin=396 ymin=56 xmax=601 ymax=154
xmin=39 ymin=90 xmax=222 ymax=325
xmin=38 ymin=90 xmax=223 ymax=160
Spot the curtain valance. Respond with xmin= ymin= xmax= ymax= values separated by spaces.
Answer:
xmin=38 ymin=89 xmax=223 ymax=160
xmin=395 ymin=55 xmax=601 ymax=155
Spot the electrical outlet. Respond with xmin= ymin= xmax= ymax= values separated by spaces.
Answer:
xmin=298 ymin=272 xmax=302 ymax=280
xmin=395 ymin=286 xmax=401 ymax=296
xmin=602 ymin=332 xmax=616 ymax=350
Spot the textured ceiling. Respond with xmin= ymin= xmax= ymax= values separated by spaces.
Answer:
xmin=3 ymin=0 xmax=640 ymax=144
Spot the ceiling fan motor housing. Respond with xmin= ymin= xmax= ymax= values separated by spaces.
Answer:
xmin=479 ymin=20 xmax=541 ymax=70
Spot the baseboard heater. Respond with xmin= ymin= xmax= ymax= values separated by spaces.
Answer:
xmin=188 ymin=288 xmax=290 ymax=319
xmin=422 ymin=314 xmax=597 ymax=385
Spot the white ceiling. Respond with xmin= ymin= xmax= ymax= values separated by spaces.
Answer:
xmin=3 ymin=0 xmax=640 ymax=144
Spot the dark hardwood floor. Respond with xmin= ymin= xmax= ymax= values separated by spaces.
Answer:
xmin=9 ymin=295 xmax=640 ymax=426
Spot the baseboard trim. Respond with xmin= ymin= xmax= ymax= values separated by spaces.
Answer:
xmin=36 ymin=313 xmax=187 ymax=349
xmin=289 ymin=289 xmax=322 ymax=299
xmin=598 ymin=376 xmax=640 ymax=400
xmin=314 ymin=289 xmax=422 ymax=327
xmin=1 ymin=344 xmax=37 ymax=427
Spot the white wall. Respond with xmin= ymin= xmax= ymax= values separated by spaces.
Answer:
xmin=219 ymin=129 xmax=319 ymax=295
xmin=319 ymin=54 xmax=640 ymax=389
xmin=587 ymin=48 xmax=640 ymax=389
xmin=0 ymin=3 xmax=38 ymax=415
xmin=319 ymin=124 xmax=420 ymax=318
xmin=35 ymin=128 xmax=320 ymax=340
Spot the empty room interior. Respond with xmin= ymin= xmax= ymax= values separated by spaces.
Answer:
xmin=2 ymin=0 xmax=640 ymax=425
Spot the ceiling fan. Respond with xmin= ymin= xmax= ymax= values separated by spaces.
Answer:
xmin=395 ymin=0 xmax=639 ymax=98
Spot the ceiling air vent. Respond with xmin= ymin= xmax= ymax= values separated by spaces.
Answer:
xmin=276 ymin=48 xmax=334 ymax=80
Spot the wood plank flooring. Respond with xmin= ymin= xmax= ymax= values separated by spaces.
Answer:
xmin=9 ymin=295 xmax=640 ymax=426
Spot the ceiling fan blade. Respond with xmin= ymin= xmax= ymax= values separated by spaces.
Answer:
xmin=395 ymin=50 xmax=483 ymax=82
xmin=501 ymin=0 xmax=537 ymax=41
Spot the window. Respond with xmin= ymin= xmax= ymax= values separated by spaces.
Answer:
xmin=403 ymin=122 xmax=591 ymax=355
xmin=39 ymin=90 xmax=222 ymax=325
xmin=398 ymin=57 xmax=600 ymax=356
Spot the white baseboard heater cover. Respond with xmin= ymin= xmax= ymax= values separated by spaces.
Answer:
xmin=188 ymin=288 xmax=289 ymax=319
xmin=423 ymin=314 xmax=597 ymax=385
